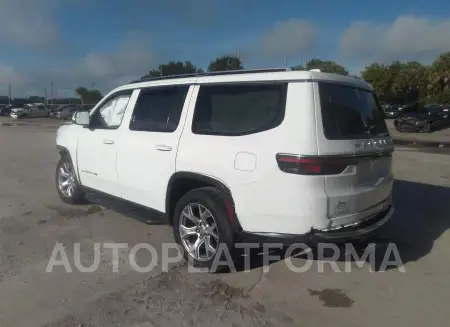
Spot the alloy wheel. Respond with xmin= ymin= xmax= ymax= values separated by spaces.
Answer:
xmin=179 ymin=203 xmax=219 ymax=261
xmin=58 ymin=162 xmax=76 ymax=197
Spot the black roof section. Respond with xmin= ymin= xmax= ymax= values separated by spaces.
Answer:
xmin=129 ymin=68 xmax=292 ymax=84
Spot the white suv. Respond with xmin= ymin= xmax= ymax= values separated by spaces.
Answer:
xmin=55 ymin=68 xmax=394 ymax=267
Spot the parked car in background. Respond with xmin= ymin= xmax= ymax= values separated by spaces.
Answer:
xmin=10 ymin=103 xmax=50 ymax=119
xmin=47 ymin=104 xmax=60 ymax=112
xmin=383 ymin=105 xmax=402 ymax=119
xmin=80 ymin=104 xmax=95 ymax=111
xmin=424 ymin=104 xmax=447 ymax=114
xmin=50 ymin=105 xmax=73 ymax=118
xmin=67 ymin=104 xmax=95 ymax=121
xmin=394 ymin=104 xmax=450 ymax=133
xmin=55 ymin=105 xmax=80 ymax=120
xmin=0 ymin=104 xmax=13 ymax=116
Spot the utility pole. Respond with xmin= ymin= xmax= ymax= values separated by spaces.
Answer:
xmin=50 ymin=82 xmax=53 ymax=104
xmin=8 ymin=84 xmax=11 ymax=105
xmin=44 ymin=87 xmax=48 ymax=105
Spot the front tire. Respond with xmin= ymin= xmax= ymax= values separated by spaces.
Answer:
xmin=55 ymin=156 xmax=86 ymax=204
xmin=173 ymin=187 xmax=235 ymax=270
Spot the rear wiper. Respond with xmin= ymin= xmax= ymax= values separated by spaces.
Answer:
xmin=364 ymin=125 xmax=377 ymax=134
xmin=365 ymin=125 xmax=388 ymax=137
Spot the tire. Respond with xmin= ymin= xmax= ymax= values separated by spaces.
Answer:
xmin=55 ymin=156 xmax=86 ymax=205
xmin=423 ymin=122 xmax=432 ymax=133
xmin=172 ymin=187 xmax=235 ymax=270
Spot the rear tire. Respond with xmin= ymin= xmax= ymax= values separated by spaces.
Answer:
xmin=423 ymin=122 xmax=432 ymax=133
xmin=172 ymin=187 xmax=235 ymax=270
xmin=55 ymin=156 xmax=87 ymax=205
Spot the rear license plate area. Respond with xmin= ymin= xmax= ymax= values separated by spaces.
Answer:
xmin=356 ymin=158 xmax=389 ymax=185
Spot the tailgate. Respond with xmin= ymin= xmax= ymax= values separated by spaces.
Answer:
xmin=314 ymin=81 xmax=394 ymax=220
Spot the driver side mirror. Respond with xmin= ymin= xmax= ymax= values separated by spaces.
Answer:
xmin=72 ymin=111 xmax=90 ymax=126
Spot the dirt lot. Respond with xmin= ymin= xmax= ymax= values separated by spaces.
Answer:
xmin=1 ymin=123 xmax=450 ymax=327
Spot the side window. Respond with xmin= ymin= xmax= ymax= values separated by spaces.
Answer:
xmin=90 ymin=91 xmax=132 ymax=129
xmin=192 ymin=83 xmax=287 ymax=136
xmin=129 ymin=85 xmax=189 ymax=132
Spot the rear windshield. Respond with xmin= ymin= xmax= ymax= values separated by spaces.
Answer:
xmin=318 ymin=82 xmax=389 ymax=140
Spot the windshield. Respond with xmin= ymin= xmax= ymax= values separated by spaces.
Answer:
xmin=318 ymin=82 xmax=389 ymax=140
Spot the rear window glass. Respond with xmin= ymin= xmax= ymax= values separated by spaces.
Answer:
xmin=192 ymin=83 xmax=287 ymax=136
xmin=318 ymin=82 xmax=389 ymax=140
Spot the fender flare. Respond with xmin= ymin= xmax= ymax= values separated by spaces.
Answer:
xmin=56 ymin=145 xmax=71 ymax=159
xmin=56 ymin=145 xmax=81 ymax=182
xmin=165 ymin=172 xmax=242 ymax=232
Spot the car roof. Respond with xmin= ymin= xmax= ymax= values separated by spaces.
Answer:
xmin=113 ymin=69 xmax=373 ymax=95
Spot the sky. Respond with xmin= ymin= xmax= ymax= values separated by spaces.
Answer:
xmin=0 ymin=0 xmax=449 ymax=98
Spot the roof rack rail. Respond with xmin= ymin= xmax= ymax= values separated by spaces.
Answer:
xmin=129 ymin=67 xmax=291 ymax=84
xmin=206 ymin=68 xmax=291 ymax=75
xmin=129 ymin=73 xmax=201 ymax=84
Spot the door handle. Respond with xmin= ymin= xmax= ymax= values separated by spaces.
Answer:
xmin=155 ymin=144 xmax=172 ymax=151
xmin=103 ymin=139 xmax=114 ymax=145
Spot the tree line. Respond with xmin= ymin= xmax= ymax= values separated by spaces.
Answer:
xmin=73 ymin=52 xmax=450 ymax=105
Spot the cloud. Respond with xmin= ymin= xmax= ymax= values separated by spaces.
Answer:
xmin=0 ymin=64 xmax=28 ymax=85
xmin=340 ymin=15 xmax=450 ymax=63
xmin=256 ymin=19 xmax=318 ymax=60
xmin=3 ymin=32 xmax=158 ymax=97
xmin=0 ymin=0 xmax=60 ymax=48
xmin=46 ymin=32 xmax=157 ymax=95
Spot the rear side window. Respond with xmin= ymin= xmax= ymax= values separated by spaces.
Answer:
xmin=192 ymin=83 xmax=287 ymax=136
xmin=130 ymin=86 xmax=190 ymax=132
xmin=318 ymin=82 xmax=389 ymax=140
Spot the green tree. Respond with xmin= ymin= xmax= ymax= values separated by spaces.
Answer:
xmin=389 ymin=61 xmax=426 ymax=104
xmin=427 ymin=52 xmax=450 ymax=103
xmin=27 ymin=96 xmax=45 ymax=103
xmin=208 ymin=56 xmax=243 ymax=72
xmin=361 ymin=63 xmax=394 ymax=102
xmin=142 ymin=61 xmax=203 ymax=78
xmin=75 ymin=87 xmax=103 ymax=105
xmin=291 ymin=64 xmax=305 ymax=71
xmin=305 ymin=59 xmax=349 ymax=75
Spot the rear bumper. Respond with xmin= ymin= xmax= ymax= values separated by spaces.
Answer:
xmin=238 ymin=204 xmax=394 ymax=245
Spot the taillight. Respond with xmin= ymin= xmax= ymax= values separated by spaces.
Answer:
xmin=276 ymin=154 xmax=358 ymax=175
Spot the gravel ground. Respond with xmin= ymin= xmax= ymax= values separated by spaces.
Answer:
xmin=0 ymin=124 xmax=450 ymax=327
